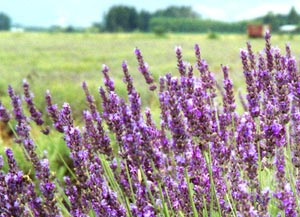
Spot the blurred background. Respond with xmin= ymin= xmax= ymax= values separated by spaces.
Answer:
xmin=1 ymin=0 xmax=300 ymax=34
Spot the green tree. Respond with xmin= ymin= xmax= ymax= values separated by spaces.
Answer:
xmin=65 ymin=25 xmax=75 ymax=33
xmin=138 ymin=10 xmax=152 ymax=31
xmin=153 ymin=6 xmax=199 ymax=18
xmin=104 ymin=5 xmax=138 ymax=32
xmin=263 ymin=12 xmax=280 ymax=31
xmin=0 ymin=12 xmax=11 ymax=30
xmin=149 ymin=17 xmax=245 ymax=33
xmin=287 ymin=6 xmax=299 ymax=24
xmin=91 ymin=22 xmax=102 ymax=32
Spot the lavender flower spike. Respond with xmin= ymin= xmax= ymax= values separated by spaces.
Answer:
xmin=264 ymin=30 xmax=274 ymax=73
xmin=134 ymin=47 xmax=157 ymax=91
xmin=0 ymin=101 xmax=11 ymax=123
xmin=240 ymin=49 xmax=260 ymax=118
xmin=8 ymin=85 xmax=26 ymax=124
xmin=175 ymin=46 xmax=186 ymax=76
xmin=45 ymin=90 xmax=64 ymax=133
xmin=102 ymin=64 xmax=115 ymax=92
xmin=23 ymin=79 xmax=44 ymax=125
xmin=222 ymin=65 xmax=236 ymax=114
xmin=122 ymin=60 xmax=134 ymax=95
xmin=194 ymin=43 xmax=201 ymax=63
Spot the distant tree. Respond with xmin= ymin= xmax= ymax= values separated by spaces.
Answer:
xmin=287 ymin=6 xmax=299 ymax=24
xmin=92 ymin=22 xmax=102 ymax=32
xmin=153 ymin=6 xmax=199 ymax=18
xmin=149 ymin=17 xmax=245 ymax=33
xmin=138 ymin=10 xmax=152 ymax=31
xmin=0 ymin=12 xmax=11 ymax=30
xmin=65 ymin=26 xmax=75 ymax=33
xmin=263 ymin=12 xmax=280 ymax=31
xmin=49 ymin=25 xmax=64 ymax=33
xmin=104 ymin=5 xmax=138 ymax=32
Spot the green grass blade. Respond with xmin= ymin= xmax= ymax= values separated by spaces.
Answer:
xmin=185 ymin=167 xmax=199 ymax=217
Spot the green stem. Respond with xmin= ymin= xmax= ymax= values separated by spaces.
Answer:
xmin=204 ymin=150 xmax=222 ymax=215
xmin=124 ymin=160 xmax=136 ymax=203
xmin=202 ymin=195 xmax=208 ymax=217
xmin=157 ymin=183 xmax=170 ymax=217
xmin=139 ymin=165 xmax=157 ymax=210
xmin=99 ymin=155 xmax=133 ymax=217
xmin=185 ymin=167 xmax=199 ymax=217
xmin=57 ymin=151 xmax=76 ymax=180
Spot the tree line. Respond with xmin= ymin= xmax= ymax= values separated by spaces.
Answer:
xmin=0 ymin=5 xmax=300 ymax=33
xmin=99 ymin=5 xmax=300 ymax=34
xmin=0 ymin=13 xmax=10 ymax=30
xmin=101 ymin=5 xmax=199 ymax=32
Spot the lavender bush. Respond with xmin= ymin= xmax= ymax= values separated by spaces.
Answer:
xmin=1 ymin=32 xmax=300 ymax=216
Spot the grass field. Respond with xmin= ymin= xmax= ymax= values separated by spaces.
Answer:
xmin=1 ymin=32 xmax=300 ymax=117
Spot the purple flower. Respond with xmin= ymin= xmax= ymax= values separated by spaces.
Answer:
xmin=8 ymin=85 xmax=26 ymax=125
xmin=264 ymin=30 xmax=274 ymax=72
xmin=64 ymin=176 xmax=87 ymax=216
xmin=22 ymin=79 xmax=44 ymax=125
xmin=221 ymin=65 xmax=236 ymax=124
xmin=175 ymin=46 xmax=186 ymax=76
xmin=122 ymin=60 xmax=134 ymax=95
xmin=83 ymin=111 xmax=108 ymax=154
xmin=134 ymin=47 xmax=157 ymax=91
xmin=246 ymin=42 xmax=257 ymax=72
xmin=102 ymin=64 xmax=115 ymax=92
xmin=241 ymin=49 xmax=260 ymax=118
xmin=82 ymin=81 xmax=99 ymax=120
xmin=0 ymin=102 xmax=10 ymax=123
xmin=45 ymin=90 xmax=63 ymax=132
xmin=194 ymin=44 xmax=201 ymax=64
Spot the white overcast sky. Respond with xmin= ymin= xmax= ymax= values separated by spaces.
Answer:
xmin=1 ymin=0 xmax=300 ymax=27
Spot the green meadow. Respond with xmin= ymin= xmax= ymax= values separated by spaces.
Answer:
xmin=1 ymin=32 xmax=299 ymax=112
xmin=1 ymin=32 xmax=300 ymax=179
xmin=1 ymin=32 xmax=299 ymax=108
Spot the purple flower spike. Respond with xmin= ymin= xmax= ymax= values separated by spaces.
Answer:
xmin=102 ymin=64 xmax=115 ymax=92
xmin=5 ymin=148 xmax=18 ymax=172
xmin=8 ymin=85 xmax=26 ymax=124
xmin=236 ymin=114 xmax=258 ymax=185
xmin=240 ymin=49 xmax=250 ymax=72
xmin=246 ymin=42 xmax=256 ymax=72
xmin=241 ymin=50 xmax=260 ymax=118
xmin=134 ymin=47 xmax=157 ymax=91
xmin=0 ymin=101 xmax=11 ymax=123
xmin=264 ymin=30 xmax=274 ymax=73
xmin=82 ymin=81 xmax=98 ymax=120
xmin=222 ymin=65 xmax=236 ymax=115
xmin=122 ymin=60 xmax=135 ymax=94
xmin=194 ymin=44 xmax=201 ymax=63
xmin=45 ymin=90 xmax=64 ymax=133
xmin=23 ymin=79 xmax=44 ymax=125
xmin=175 ymin=46 xmax=186 ymax=76
xmin=64 ymin=176 xmax=86 ymax=216
xmin=59 ymin=102 xmax=74 ymax=129
xmin=83 ymin=110 xmax=112 ymax=157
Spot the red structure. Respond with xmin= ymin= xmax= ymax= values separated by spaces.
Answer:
xmin=247 ymin=24 xmax=271 ymax=38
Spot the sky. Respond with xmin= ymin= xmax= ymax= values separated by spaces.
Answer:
xmin=1 ymin=0 xmax=300 ymax=27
